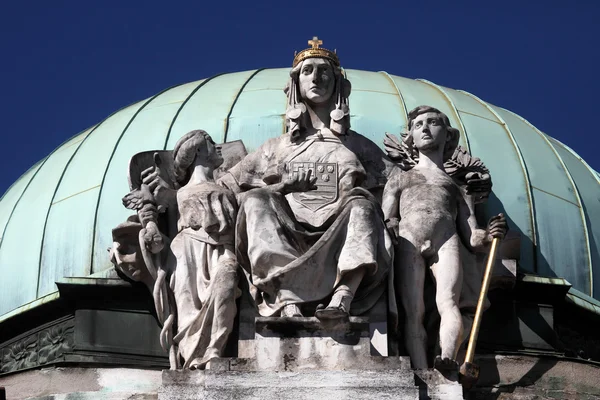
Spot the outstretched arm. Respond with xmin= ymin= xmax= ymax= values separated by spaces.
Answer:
xmin=141 ymin=165 xmax=177 ymax=210
xmin=264 ymin=169 xmax=317 ymax=195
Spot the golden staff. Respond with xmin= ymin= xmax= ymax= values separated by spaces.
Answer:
xmin=460 ymin=236 xmax=501 ymax=388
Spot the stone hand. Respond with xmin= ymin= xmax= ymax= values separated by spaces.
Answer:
xmin=283 ymin=170 xmax=318 ymax=194
xmin=143 ymin=220 xmax=164 ymax=254
xmin=487 ymin=213 xmax=508 ymax=241
xmin=141 ymin=163 xmax=176 ymax=209
xmin=465 ymin=172 xmax=492 ymax=196
xmin=384 ymin=217 xmax=400 ymax=245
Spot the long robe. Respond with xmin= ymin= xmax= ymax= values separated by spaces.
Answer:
xmin=219 ymin=130 xmax=397 ymax=318
xmin=168 ymin=182 xmax=240 ymax=368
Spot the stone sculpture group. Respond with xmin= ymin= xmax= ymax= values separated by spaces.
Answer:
xmin=110 ymin=37 xmax=507 ymax=374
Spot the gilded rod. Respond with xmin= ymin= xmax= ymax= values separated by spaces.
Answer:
xmin=464 ymin=237 xmax=500 ymax=363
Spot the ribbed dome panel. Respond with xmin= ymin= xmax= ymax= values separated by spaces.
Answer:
xmin=1 ymin=68 xmax=598 ymax=317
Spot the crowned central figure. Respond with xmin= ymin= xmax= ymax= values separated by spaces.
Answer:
xmin=219 ymin=38 xmax=397 ymax=320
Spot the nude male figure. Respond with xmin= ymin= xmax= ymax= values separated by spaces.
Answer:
xmin=382 ymin=106 xmax=507 ymax=370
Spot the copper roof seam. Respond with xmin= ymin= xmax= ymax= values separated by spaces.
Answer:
xmin=0 ymin=160 xmax=43 ymax=204
xmin=350 ymin=88 xmax=398 ymax=95
xmin=50 ymin=184 xmax=103 ymax=206
xmin=530 ymin=185 xmax=582 ymax=208
xmin=0 ymin=157 xmax=51 ymax=254
xmin=163 ymin=74 xmax=226 ymax=150
xmin=548 ymin=137 xmax=600 ymax=186
xmin=458 ymin=89 xmax=538 ymax=269
xmin=223 ymin=69 xmax=266 ymax=144
xmin=378 ymin=71 xmax=408 ymax=125
xmin=90 ymin=83 xmax=186 ymax=274
xmin=35 ymin=127 xmax=97 ymax=297
xmin=457 ymin=109 xmax=505 ymax=125
xmin=0 ymin=126 xmax=96 ymax=257
xmin=508 ymin=110 xmax=594 ymax=296
xmin=36 ymin=96 xmax=149 ymax=298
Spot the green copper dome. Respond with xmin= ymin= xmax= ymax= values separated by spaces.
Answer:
xmin=1 ymin=68 xmax=599 ymax=318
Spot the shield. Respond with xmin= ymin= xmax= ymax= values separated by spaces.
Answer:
xmin=289 ymin=162 xmax=338 ymax=211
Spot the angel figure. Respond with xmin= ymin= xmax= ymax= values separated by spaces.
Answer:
xmin=382 ymin=106 xmax=507 ymax=371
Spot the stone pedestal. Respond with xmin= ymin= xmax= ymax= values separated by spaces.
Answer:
xmin=158 ymin=315 xmax=464 ymax=400
xmin=238 ymin=316 xmax=392 ymax=371
xmin=160 ymin=368 xmax=420 ymax=399
xmin=159 ymin=364 xmax=464 ymax=400
xmin=415 ymin=369 xmax=465 ymax=400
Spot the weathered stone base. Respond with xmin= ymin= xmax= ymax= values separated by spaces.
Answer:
xmin=238 ymin=316 xmax=392 ymax=371
xmin=159 ymin=368 xmax=420 ymax=400
xmin=415 ymin=369 xmax=465 ymax=400
xmin=468 ymin=354 xmax=600 ymax=399
xmin=158 ymin=361 xmax=465 ymax=400
xmin=213 ymin=314 xmax=464 ymax=399
xmin=0 ymin=367 xmax=161 ymax=400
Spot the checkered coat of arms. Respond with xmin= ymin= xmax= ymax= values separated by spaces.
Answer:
xmin=289 ymin=161 xmax=338 ymax=211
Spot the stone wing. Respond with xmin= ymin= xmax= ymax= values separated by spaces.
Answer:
xmin=444 ymin=145 xmax=492 ymax=203
xmin=383 ymin=132 xmax=417 ymax=171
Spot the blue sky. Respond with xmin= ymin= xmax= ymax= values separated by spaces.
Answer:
xmin=1 ymin=0 xmax=598 ymax=195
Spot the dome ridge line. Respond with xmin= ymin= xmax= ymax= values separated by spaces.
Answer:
xmin=0 ymin=161 xmax=41 ymax=203
xmin=548 ymin=137 xmax=600 ymax=187
xmin=458 ymin=89 xmax=538 ymax=271
xmin=0 ymin=158 xmax=50 ymax=254
xmin=89 ymin=83 xmax=187 ymax=274
xmin=0 ymin=122 xmax=95 ymax=256
xmin=378 ymin=71 xmax=408 ymax=127
xmin=162 ymin=73 xmax=227 ymax=151
xmin=507 ymin=109 xmax=594 ymax=296
xmin=35 ymin=128 xmax=94 ymax=297
xmin=223 ymin=68 xmax=267 ymax=144
xmin=35 ymin=96 xmax=145 ymax=298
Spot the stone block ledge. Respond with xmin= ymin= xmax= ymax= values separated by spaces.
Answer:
xmin=218 ymin=355 xmax=412 ymax=372
xmin=159 ymin=366 xmax=464 ymax=400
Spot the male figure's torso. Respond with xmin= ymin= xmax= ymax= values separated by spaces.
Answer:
xmin=397 ymin=166 xmax=460 ymax=256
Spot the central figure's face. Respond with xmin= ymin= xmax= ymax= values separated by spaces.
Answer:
xmin=298 ymin=58 xmax=335 ymax=105
xmin=410 ymin=112 xmax=447 ymax=152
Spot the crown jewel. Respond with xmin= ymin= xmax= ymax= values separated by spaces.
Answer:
xmin=292 ymin=36 xmax=340 ymax=67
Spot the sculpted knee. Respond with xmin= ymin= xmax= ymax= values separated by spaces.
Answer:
xmin=348 ymin=198 xmax=378 ymax=220
xmin=403 ymin=307 xmax=425 ymax=324
xmin=435 ymin=296 xmax=459 ymax=315
xmin=213 ymin=262 xmax=240 ymax=294
xmin=239 ymin=189 xmax=275 ymax=210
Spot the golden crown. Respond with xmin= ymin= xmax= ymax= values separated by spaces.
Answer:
xmin=292 ymin=37 xmax=340 ymax=68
